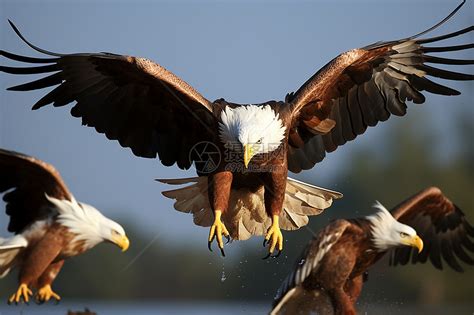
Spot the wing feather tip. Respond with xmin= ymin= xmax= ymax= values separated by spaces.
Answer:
xmin=31 ymin=103 xmax=44 ymax=110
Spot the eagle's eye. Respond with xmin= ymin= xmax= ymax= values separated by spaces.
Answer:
xmin=399 ymin=232 xmax=409 ymax=238
xmin=112 ymin=230 xmax=121 ymax=236
xmin=256 ymin=138 xmax=263 ymax=144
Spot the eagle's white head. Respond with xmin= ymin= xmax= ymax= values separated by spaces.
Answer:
xmin=219 ymin=105 xmax=287 ymax=167
xmin=46 ymin=195 xmax=129 ymax=251
xmin=366 ymin=201 xmax=423 ymax=253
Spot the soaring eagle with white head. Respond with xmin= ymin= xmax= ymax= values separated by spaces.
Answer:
xmin=271 ymin=187 xmax=474 ymax=315
xmin=0 ymin=149 xmax=129 ymax=304
xmin=1 ymin=2 xmax=472 ymax=257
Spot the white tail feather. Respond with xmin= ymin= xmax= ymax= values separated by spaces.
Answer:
xmin=0 ymin=235 xmax=28 ymax=278
xmin=158 ymin=177 xmax=342 ymax=240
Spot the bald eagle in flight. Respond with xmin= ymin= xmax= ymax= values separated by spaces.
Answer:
xmin=271 ymin=187 xmax=474 ymax=315
xmin=0 ymin=149 xmax=129 ymax=304
xmin=1 ymin=2 xmax=472 ymax=257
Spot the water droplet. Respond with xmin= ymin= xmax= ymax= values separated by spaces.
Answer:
xmin=298 ymin=259 xmax=305 ymax=265
xmin=221 ymin=270 xmax=226 ymax=282
xmin=274 ymin=289 xmax=281 ymax=300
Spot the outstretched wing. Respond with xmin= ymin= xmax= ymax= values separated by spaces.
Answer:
xmin=390 ymin=187 xmax=474 ymax=272
xmin=273 ymin=220 xmax=351 ymax=308
xmin=0 ymin=149 xmax=72 ymax=233
xmin=1 ymin=21 xmax=218 ymax=170
xmin=286 ymin=2 xmax=473 ymax=173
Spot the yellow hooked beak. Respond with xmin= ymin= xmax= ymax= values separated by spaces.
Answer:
xmin=243 ymin=144 xmax=254 ymax=168
xmin=113 ymin=234 xmax=130 ymax=252
xmin=406 ymin=235 xmax=424 ymax=253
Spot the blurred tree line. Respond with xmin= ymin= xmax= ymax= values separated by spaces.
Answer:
xmin=0 ymin=110 xmax=472 ymax=310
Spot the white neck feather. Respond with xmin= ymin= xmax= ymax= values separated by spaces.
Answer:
xmin=365 ymin=201 xmax=415 ymax=252
xmin=45 ymin=194 xmax=124 ymax=249
xmin=219 ymin=105 xmax=286 ymax=153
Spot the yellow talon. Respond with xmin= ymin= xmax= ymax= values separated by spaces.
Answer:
xmin=208 ymin=210 xmax=230 ymax=256
xmin=8 ymin=283 xmax=32 ymax=304
xmin=36 ymin=284 xmax=61 ymax=303
xmin=264 ymin=215 xmax=283 ymax=258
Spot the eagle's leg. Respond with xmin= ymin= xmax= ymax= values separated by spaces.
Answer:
xmin=263 ymin=215 xmax=283 ymax=259
xmin=263 ymin=167 xmax=287 ymax=259
xmin=208 ymin=210 xmax=230 ymax=255
xmin=36 ymin=285 xmax=61 ymax=304
xmin=11 ymin=228 xmax=63 ymax=304
xmin=208 ymin=171 xmax=232 ymax=256
xmin=35 ymin=260 xmax=64 ymax=304
xmin=7 ymin=283 xmax=32 ymax=304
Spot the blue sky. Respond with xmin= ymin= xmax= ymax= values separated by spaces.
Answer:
xmin=0 ymin=0 xmax=472 ymax=244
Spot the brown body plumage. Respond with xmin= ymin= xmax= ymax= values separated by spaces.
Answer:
xmin=272 ymin=187 xmax=474 ymax=315
xmin=1 ymin=2 xmax=472 ymax=256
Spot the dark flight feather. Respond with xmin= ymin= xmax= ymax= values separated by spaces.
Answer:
xmin=1 ymin=22 xmax=217 ymax=170
xmin=0 ymin=149 xmax=72 ymax=233
xmin=0 ymin=64 xmax=60 ymax=74
xmin=286 ymin=1 xmax=473 ymax=173
xmin=390 ymin=187 xmax=474 ymax=272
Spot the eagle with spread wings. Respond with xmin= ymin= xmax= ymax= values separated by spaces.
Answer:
xmin=272 ymin=187 xmax=473 ymax=315
xmin=0 ymin=149 xmax=129 ymax=304
xmin=1 ymin=2 xmax=472 ymax=257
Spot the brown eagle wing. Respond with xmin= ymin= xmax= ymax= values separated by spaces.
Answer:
xmin=0 ymin=149 xmax=72 ymax=234
xmin=389 ymin=187 xmax=474 ymax=272
xmin=286 ymin=2 xmax=473 ymax=173
xmin=1 ymin=21 xmax=217 ymax=170
xmin=273 ymin=219 xmax=351 ymax=307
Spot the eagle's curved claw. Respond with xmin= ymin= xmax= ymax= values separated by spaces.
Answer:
xmin=208 ymin=235 xmax=215 ymax=252
xmin=262 ymin=249 xmax=282 ymax=260
xmin=263 ymin=215 xmax=283 ymax=258
xmin=35 ymin=284 xmax=61 ymax=304
xmin=208 ymin=210 xmax=230 ymax=257
xmin=8 ymin=283 xmax=32 ymax=305
xmin=208 ymin=236 xmax=226 ymax=256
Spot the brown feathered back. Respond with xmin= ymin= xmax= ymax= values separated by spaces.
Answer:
xmin=273 ymin=220 xmax=352 ymax=309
